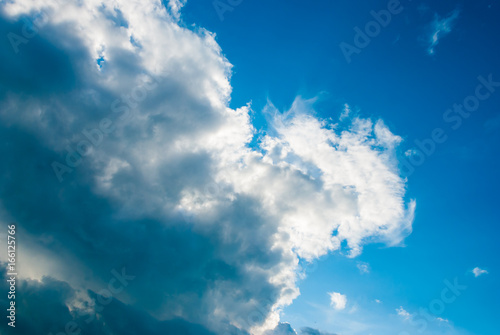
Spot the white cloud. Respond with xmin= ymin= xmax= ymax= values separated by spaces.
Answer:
xmin=167 ymin=0 xmax=187 ymax=20
xmin=472 ymin=267 xmax=488 ymax=277
xmin=0 ymin=0 xmax=416 ymax=334
xmin=329 ymin=292 xmax=347 ymax=310
xmin=396 ymin=306 xmax=411 ymax=320
xmin=357 ymin=262 xmax=370 ymax=274
xmin=405 ymin=149 xmax=417 ymax=157
xmin=340 ymin=103 xmax=351 ymax=120
xmin=427 ymin=8 xmax=460 ymax=55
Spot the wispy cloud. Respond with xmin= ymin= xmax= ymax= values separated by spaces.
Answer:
xmin=356 ymin=261 xmax=370 ymax=274
xmin=472 ymin=267 xmax=489 ymax=277
xmin=396 ymin=306 xmax=411 ymax=320
xmin=427 ymin=8 xmax=460 ymax=55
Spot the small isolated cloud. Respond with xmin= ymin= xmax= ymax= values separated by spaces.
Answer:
xmin=375 ymin=299 xmax=382 ymax=304
xmin=472 ymin=267 xmax=489 ymax=277
xmin=329 ymin=292 xmax=347 ymax=310
xmin=437 ymin=317 xmax=449 ymax=323
xmin=396 ymin=306 xmax=411 ymax=320
xmin=405 ymin=149 xmax=417 ymax=157
xmin=340 ymin=103 xmax=351 ymax=120
xmin=356 ymin=261 xmax=370 ymax=274
xmin=427 ymin=8 xmax=460 ymax=55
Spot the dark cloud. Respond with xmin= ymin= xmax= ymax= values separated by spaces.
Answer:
xmin=265 ymin=323 xmax=297 ymax=335
xmin=0 ymin=1 xmax=413 ymax=334
xmin=0 ymin=266 xmax=221 ymax=335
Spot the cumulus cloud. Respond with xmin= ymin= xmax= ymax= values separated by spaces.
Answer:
xmin=472 ymin=267 xmax=488 ymax=277
xmin=328 ymin=292 xmax=347 ymax=310
xmin=0 ymin=0 xmax=414 ymax=334
xmin=427 ymin=8 xmax=460 ymax=55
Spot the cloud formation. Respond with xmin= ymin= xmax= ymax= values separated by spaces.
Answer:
xmin=427 ymin=8 xmax=460 ymax=55
xmin=356 ymin=261 xmax=370 ymax=274
xmin=472 ymin=267 xmax=488 ymax=277
xmin=0 ymin=0 xmax=414 ymax=333
xmin=328 ymin=292 xmax=347 ymax=310
xmin=396 ymin=306 xmax=411 ymax=320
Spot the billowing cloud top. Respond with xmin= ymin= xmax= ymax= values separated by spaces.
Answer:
xmin=0 ymin=0 xmax=414 ymax=334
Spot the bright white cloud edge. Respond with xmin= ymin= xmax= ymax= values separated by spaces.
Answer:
xmin=0 ymin=0 xmax=416 ymax=334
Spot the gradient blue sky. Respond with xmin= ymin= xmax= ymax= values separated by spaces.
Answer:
xmin=0 ymin=0 xmax=499 ymax=334
xmin=181 ymin=0 xmax=500 ymax=333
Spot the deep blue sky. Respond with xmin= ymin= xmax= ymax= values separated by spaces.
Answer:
xmin=0 ymin=0 xmax=498 ymax=334
xmin=183 ymin=0 xmax=500 ymax=333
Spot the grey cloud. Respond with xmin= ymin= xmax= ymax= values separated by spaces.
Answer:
xmin=0 ymin=1 xmax=414 ymax=334
xmin=0 ymin=266 xmax=222 ymax=335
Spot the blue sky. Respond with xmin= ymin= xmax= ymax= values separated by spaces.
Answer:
xmin=183 ymin=0 xmax=500 ymax=333
xmin=0 ymin=0 xmax=499 ymax=334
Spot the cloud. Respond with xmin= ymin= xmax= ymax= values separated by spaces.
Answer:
xmin=472 ymin=267 xmax=488 ymax=277
xmin=396 ymin=306 xmax=411 ymax=320
xmin=427 ymin=8 xmax=460 ymax=55
xmin=328 ymin=292 xmax=347 ymax=310
xmin=300 ymin=327 xmax=338 ymax=335
xmin=166 ymin=0 xmax=187 ymax=20
xmin=0 ymin=0 xmax=414 ymax=334
xmin=356 ymin=261 xmax=370 ymax=274
xmin=265 ymin=323 xmax=297 ymax=335
xmin=340 ymin=103 xmax=351 ymax=120
xmin=0 ymin=266 xmax=225 ymax=335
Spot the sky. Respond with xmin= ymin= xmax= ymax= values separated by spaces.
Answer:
xmin=0 ymin=0 xmax=499 ymax=334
